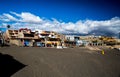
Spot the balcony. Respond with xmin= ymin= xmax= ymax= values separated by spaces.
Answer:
xmin=8 ymin=30 xmax=14 ymax=33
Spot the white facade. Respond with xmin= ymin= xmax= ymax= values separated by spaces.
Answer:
xmin=65 ymin=35 xmax=75 ymax=41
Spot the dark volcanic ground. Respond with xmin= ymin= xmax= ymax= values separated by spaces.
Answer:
xmin=0 ymin=47 xmax=120 ymax=77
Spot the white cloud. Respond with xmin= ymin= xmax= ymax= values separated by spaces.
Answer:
xmin=0 ymin=13 xmax=17 ymax=22
xmin=0 ymin=12 xmax=120 ymax=36
xmin=10 ymin=12 xmax=43 ymax=23
xmin=3 ymin=13 xmax=17 ymax=21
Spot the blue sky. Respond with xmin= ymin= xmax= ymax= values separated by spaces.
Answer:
xmin=0 ymin=0 xmax=120 ymax=37
xmin=0 ymin=0 xmax=120 ymax=22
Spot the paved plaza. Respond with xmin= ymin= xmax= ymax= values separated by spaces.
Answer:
xmin=0 ymin=47 xmax=120 ymax=77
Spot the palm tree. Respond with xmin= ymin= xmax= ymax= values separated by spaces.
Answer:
xmin=7 ymin=25 xmax=10 ymax=29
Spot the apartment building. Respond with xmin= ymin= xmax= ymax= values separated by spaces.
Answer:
xmin=5 ymin=29 xmax=19 ymax=45
xmin=18 ymin=28 xmax=36 ymax=46
xmin=64 ymin=35 xmax=80 ymax=47
xmin=36 ymin=30 xmax=64 ymax=47
xmin=80 ymin=35 xmax=105 ymax=46
xmin=5 ymin=28 xmax=36 ymax=46
xmin=5 ymin=28 xmax=65 ymax=47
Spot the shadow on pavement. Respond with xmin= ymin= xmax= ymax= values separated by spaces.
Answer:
xmin=0 ymin=53 xmax=26 ymax=77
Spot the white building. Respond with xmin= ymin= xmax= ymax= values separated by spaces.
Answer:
xmin=65 ymin=35 xmax=80 ymax=41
